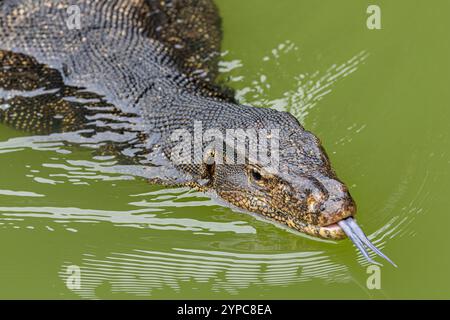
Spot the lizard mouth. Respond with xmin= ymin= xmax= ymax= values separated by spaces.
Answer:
xmin=297 ymin=217 xmax=347 ymax=240
xmin=301 ymin=210 xmax=355 ymax=240
xmin=318 ymin=222 xmax=345 ymax=237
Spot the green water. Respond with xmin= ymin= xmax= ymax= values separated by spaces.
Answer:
xmin=0 ymin=0 xmax=449 ymax=299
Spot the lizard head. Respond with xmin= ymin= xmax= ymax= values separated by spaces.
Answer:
xmin=199 ymin=107 xmax=356 ymax=240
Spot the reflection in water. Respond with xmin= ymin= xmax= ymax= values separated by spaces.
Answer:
xmin=0 ymin=188 xmax=254 ymax=234
xmin=59 ymin=248 xmax=349 ymax=299
xmin=0 ymin=162 xmax=410 ymax=299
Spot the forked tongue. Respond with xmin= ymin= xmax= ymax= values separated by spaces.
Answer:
xmin=337 ymin=217 xmax=397 ymax=267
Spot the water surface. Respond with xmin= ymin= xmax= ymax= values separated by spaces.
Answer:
xmin=0 ymin=0 xmax=449 ymax=298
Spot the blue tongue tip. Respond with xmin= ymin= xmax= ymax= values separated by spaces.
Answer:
xmin=339 ymin=217 xmax=397 ymax=268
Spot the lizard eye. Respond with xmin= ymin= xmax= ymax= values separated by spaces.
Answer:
xmin=249 ymin=168 xmax=264 ymax=185
xmin=251 ymin=169 xmax=262 ymax=181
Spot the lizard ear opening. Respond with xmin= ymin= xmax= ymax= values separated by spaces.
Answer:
xmin=201 ymin=147 xmax=216 ymax=180
xmin=203 ymin=149 xmax=216 ymax=179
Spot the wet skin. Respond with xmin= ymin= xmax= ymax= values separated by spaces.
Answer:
xmin=0 ymin=0 xmax=395 ymax=265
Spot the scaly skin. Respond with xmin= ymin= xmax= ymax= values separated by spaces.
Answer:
xmin=0 ymin=0 xmax=356 ymax=239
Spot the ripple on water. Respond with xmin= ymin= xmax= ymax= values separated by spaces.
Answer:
xmin=0 ymin=40 xmax=418 ymax=298
xmin=0 ymin=189 xmax=255 ymax=234
xmin=59 ymin=248 xmax=349 ymax=299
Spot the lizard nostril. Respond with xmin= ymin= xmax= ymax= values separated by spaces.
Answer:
xmin=307 ymin=193 xmax=323 ymax=212
xmin=307 ymin=194 xmax=315 ymax=207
